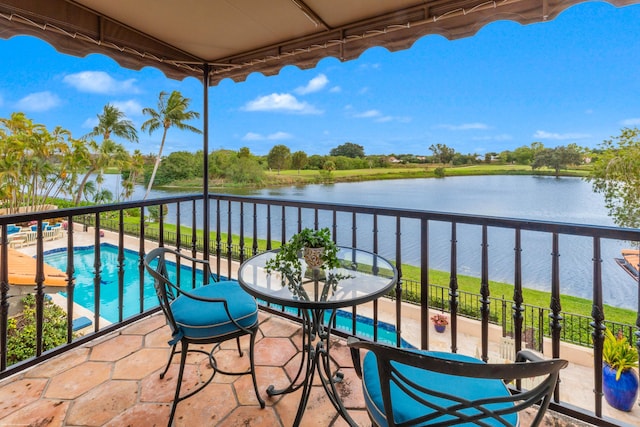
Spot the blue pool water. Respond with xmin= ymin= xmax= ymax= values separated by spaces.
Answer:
xmin=44 ymin=243 xmax=412 ymax=347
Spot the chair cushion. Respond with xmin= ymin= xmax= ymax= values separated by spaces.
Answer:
xmin=362 ymin=350 xmax=517 ymax=427
xmin=170 ymin=280 xmax=258 ymax=341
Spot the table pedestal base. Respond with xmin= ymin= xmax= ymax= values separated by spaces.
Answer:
xmin=266 ymin=308 xmax=357 ymax=426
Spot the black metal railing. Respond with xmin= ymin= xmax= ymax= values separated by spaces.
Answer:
xmin=1 ymin=193 xmax=639 ymax=426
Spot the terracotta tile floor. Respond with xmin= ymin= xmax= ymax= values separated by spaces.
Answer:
xmin=0 ymin=311 xmax=600 ymax=427
xmin=0 ymin=311 xmax=373 ymax=427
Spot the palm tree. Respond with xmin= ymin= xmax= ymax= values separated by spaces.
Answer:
xmin=85 ymin=104 xmax=138 ymax=143
xmin=141 ymin=90 xmax=201 ymax=199
xmin=75 ymin=105 xmax=138 ymax=204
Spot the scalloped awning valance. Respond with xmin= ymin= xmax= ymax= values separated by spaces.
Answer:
xmin=1 ymin=0 xmax=638 ymax=85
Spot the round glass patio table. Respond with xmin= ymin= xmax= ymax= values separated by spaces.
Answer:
xmin=237 ymin=246 xmax=397 ymax=426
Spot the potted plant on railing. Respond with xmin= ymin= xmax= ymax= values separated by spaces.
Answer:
xmin=430 ymin=313 xmax=449 ymax=333
xmin=602 ymin=328 xmax=639 ymax=411
xmin=265 ymin=227 xmax=341 ymax=285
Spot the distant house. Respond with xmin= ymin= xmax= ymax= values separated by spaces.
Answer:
xmin=388 ymin=156 xmax=401 ymax=163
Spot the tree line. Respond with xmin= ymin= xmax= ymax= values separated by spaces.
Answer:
xmin=3 ymin=103 xmax=639 ymax=231
xmin=0 ymin=90 xmax=200 ymax=212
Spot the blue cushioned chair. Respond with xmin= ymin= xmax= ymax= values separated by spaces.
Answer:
xmin=348 ymin=338 xmax=567 ymax=427
xmin=145 ymin=247 xmax=265 ymax=426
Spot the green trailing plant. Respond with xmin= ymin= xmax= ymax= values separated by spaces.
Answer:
xmin=603 ymin=328 xmax=639 ymax=380
xmin=265 ymin=227 xmax=340 ymax=284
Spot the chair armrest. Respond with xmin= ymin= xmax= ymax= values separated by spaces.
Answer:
xmin=149 ymin=246 xmax=219 ymax=283
xmin=515 ymin=350 xmax=544 ymax=363
xmin=347 ymin=337 xmax=364 ymax=378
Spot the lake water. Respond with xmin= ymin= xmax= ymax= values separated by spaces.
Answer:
xmin=101 ymin=174 xmax=638 ymax=309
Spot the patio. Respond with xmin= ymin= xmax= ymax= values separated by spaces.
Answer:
xmin=2 ymin=1 xmax=640 ymax=426
xmin=0 ymin=310 xmax=602 ymax=427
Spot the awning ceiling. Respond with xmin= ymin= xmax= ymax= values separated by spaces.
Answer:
xmin=0 ymin=0 xmax=638 ymax=86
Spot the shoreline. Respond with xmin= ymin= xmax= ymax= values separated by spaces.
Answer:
xmin=155 ymin=164 xmax=590 ymax=192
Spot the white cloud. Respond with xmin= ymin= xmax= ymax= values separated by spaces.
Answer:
xmin=82 ymin=117 xmax=99 ymax=129
xmin=352 ymin=109 xmax=411 ymax=123
xmin=242 ymin=132 xmax=263 ymax=141
xmin=620 ymin=118 xmax=640 ymax=126
xmin=533 ymin=130 xmax=590 ymax=140
xmin=112 ymin=99 xmax=143 ymax=116
xmin=63 ymin=71 xmax=139 ymax=94
xmin=268 ymin=131 xmax=292 ymax=140
xmin=358 ymin=63 xmax=381 ymax=71
xmin=242 ymin=131 xmax=293 ymax=141
xmin=15 ymin=91 xmax=61 ymax=112
xmin=243 ymin=93 xmax=322 ymax=114
xmin=436 ymin=123 xmax=490 ymax=131
xmin=295 ymin=74 xmax=328 ymax=95
xmin=329 ymin=86 xmax=341 ymax=93
xmin=354 ymin=110 xmax=381 ymax=119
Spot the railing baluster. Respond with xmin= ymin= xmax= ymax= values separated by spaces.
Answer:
xmin=191 ymin=200 xmax=197 ymax=286
xmin=634 ymin=243 xmax=640 ymax=384
xmin=65 ymin=215 xmax=76 ymax=343
xmin=550 ymin=232 xmax=563 ymax=415
xmin=420 ymin=218 xmax=429 ymax=350
xmin=373 ymin=213 xmax=379 ymax=343
xmin=227 ymin=201 xmax=233 ymax=277
xmin=34 ymin=220 xmax=45 ymax=356
xmin=0 ymin=225 xmax=7 ymax=370
xmin=480 ymin=224 xmax=490 ymax=362
xmin=281 ymin=206 xmax=286 ymax=245
xmin=239 ymin=202 xmax=245 ymax=264
xmin=176 ymin=202 xmax=181 ymax=251
xmin=216 ymin=199 xmax=222 ymax=278
xmin=590 ymin=237 xmax=605 ymax=416
xmin=93 ymin=214 xmax=102 ymax=332
xmin=449 ymin=222 xmax=459 ymax=353
xmin=138 ymin=206 xmax=146 ymax=315
xmin=190 ymin=200 xmax=197 ymax=256
xmin=118 ymin=210 xmax=125 ymax=322
xmin=395 ymin=216 xmax=403 ymax=347
xmin=159 ymin=203 xmax=164 ymax=247
xmin=266 ymin=204 xmax=272 ymax=250
xmin=351 ymin=212 xmax=357 ymax=335
xmin=513 ymin=228 xmax=524 ymax=354
xmin=252 ymin=204 xmax=258 ymax=256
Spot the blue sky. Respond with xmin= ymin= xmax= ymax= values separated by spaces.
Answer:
xmin=1 ymin=2 xmax=639 ymax=157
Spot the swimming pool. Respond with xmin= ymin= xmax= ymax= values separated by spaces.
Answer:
xmin=44 ymin=243 xmax=412 ymax=347
xmin=44 ymin=243 xmax=191 ymax=322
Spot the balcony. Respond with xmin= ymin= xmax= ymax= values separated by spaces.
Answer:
xmin=1 ymin=194 xmax=640 ymax=426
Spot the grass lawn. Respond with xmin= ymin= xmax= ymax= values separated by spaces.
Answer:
xmin=164 ymin=163 xmax=590 ymax=190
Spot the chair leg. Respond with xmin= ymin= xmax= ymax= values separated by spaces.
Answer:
xmin=168 ymin=341 xmax=189 ymax=426
xmin=236 ymin=336 xmax=244 ymax=356
xmin=249 ymin=329 xmax=265 ymax=408
xmin=160 ymin=343 xmax=178 ymax=379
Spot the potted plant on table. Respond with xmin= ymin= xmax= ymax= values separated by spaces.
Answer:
xmin=265 ymin=227 xmax=341 ymax=284
xmin=430 ymin=313 xmax=449 ymax=333
xmin=602 ymin=328 xmax=639 ymax=411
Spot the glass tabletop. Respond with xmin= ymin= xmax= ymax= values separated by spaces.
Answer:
xmin=237 ymin=247 xmax=398 ymax=309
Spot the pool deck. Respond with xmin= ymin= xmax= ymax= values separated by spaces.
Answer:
xmin=5 ymin=225 xmax=640 ymax=426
